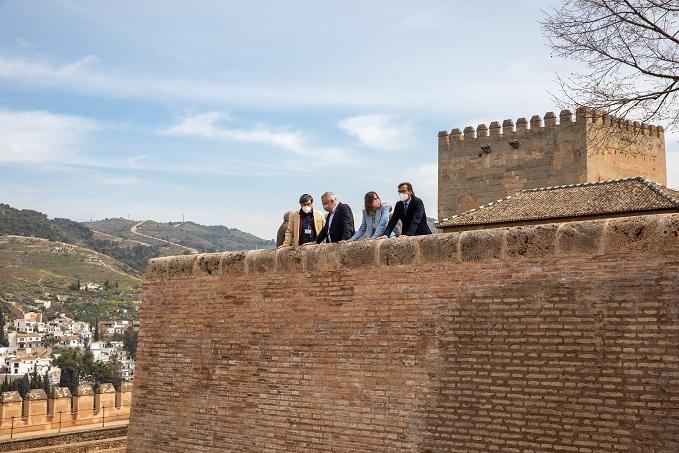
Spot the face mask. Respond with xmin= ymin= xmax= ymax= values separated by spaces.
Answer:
xmin=399 ymin=193 xmax=410 ymax=202
xmin=322 ymin=203 xmax=332 ymax=213
xmin=301 ymin=206 xmax=312 ymax=214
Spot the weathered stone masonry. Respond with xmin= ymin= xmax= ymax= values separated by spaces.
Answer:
xmin=438 ymin=108 xmax=667 ymax=219
xmin=129 ymin=213 xmax=679 ymax=452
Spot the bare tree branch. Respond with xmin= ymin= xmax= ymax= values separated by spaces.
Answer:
xmin=542 ymin=0 xmax=679 ymax=129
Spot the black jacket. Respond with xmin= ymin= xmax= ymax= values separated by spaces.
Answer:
xmin=384 ymin=196 xmax=431 ymax=237
xmin=316 ymin=202 xmax=355 ymax=243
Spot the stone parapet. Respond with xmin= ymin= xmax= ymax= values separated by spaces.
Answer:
xmin=144 ymin=213 xmax=679 ymax=281
xmin=0 ymin=384 xmax=131 ymax=440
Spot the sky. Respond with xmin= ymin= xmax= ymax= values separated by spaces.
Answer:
xmin=0 ymin=0 xmax=677 ymax=239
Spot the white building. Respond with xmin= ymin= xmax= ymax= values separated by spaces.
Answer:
xmin=89 ymin=341 xmax=114 ymax=362
xmin=8 ymin=332 xmax=42 ymax=352
xmin=59 ymin=335 xmax=83 ymax=349
xmin=6 ymin=357 xmax=51 ymax=376
xmin=33 ymin=299 xmax=52 ymax=309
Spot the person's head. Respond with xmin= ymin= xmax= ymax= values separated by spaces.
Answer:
xmin=320 ymin=192 xmax=337 ymax=213
xmin=397 ymin=182 xmax=414 ymax=202
xmin=364 ymin=191 xmax=381 ymax=214
xmin=283 ymin=211 xmax=290 ymax=222
xmin=299 ymin=194 xmax=313 ymax=214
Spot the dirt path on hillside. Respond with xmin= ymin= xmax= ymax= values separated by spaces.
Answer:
xmin=129 ymin=221 xmax=198 ymax=253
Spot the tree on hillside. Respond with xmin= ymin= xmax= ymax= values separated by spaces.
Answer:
xmin=542 ymin=0 xmax=679 ymax=128
xmin=0 ymin=311 xmax=7 ymax=347
xmin=123 ymin=327 xmax=138 ymax=359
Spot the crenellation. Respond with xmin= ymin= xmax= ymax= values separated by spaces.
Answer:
xmin=1 ymin=383 xmax=132 ymax=439
xmin=439 ymin=106 xmax=667 ymax=218
xmin=575 ymin=106 xmax=593 ymax=123
xmin=544 ymin=111 xmax=557 ymax=127
xmin=463 ymin=126 xmax=475 ymax=139
xmin=502 ymin=119 xmax=515 ymax=135
xmin=489 ymin=121 xmax=501 ymax=137
xmin=516 ymin=117 xmax=528 ymax=133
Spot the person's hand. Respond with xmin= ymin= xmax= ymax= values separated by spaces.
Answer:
xmin=339 ymin=239 xmax=353 ymax=244
xmin=376 ymin=235 xmax=388 ymax=240
xmin=303 ymin=242 xmax=315 ymax=246
xmin=277 ymin=245 xmax=288 ymax=249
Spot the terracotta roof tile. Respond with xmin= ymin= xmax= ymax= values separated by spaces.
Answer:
xmin=436 ymin=177 xmax=679 ymax=228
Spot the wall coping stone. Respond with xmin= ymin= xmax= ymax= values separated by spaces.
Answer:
xmin=25 ymin=389 xmax=48 ymax=400
xmin=144 ymin=213 xmax=679 ymax=281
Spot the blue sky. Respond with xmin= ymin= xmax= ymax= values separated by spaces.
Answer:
xmin=0 ymin=0 xmax=677 ymax=239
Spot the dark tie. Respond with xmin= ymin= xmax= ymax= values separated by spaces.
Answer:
xmin=404 ymin=201 xmax=409 ymax=212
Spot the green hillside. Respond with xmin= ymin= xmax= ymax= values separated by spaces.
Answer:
xmin=0 ymin=204 xmax=274 ymax=272
xmin=85 ymin=218 xmax=274 ymax=252
xmin=0 ymin=235 xmax=140 ymax=302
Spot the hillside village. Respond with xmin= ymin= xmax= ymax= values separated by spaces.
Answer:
xmin=0 ymin=204 xmax=274 ymax=397
xmin=1 ymin=280 xmax=138 ymax=392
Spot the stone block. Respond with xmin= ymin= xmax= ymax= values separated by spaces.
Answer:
xmin=221 ymin=251 xmax=246 ymax=275
xmin=556 ymin=220 xmax=604 ymax=256
xmin=166 ymin=255 xmax=196 ymax=279
xmin=339 ymin=240 xmax=378 ymax=268
xmin=658 ymin=213 xmax=679 ymax=253
xmin=378 ymin=237 xmax=418 ymax=266
xmin=48 ymin=387 xmax=71 ymax=416
xmin=245 ymin=249 xmax=275 ymax=274
xmin=144 ymin=257 xmax=168 ymax=281
xmin=194 ymin=253 xmax=222 ymax=277
xmin=1 ymin=391 xmax=23 ymax=420
xmin=417 ymin=233 xmax=459 ymax=264
xmin=304 ymin=244 xmax=340 ymax=273
xmin=95 ymin=384 xmax=117 ymax=411
xmin=23 ymin=389 xmax=48 ymax=423
xmin=505 ymin=224 xmax=559 ymax=258
xmin=603 ymin=215 xmax=661 ymax=254
xmin=276 ymin=247 xmax=305 ymax=273
xmin=459 ymin=229 xmax=503 ymax=261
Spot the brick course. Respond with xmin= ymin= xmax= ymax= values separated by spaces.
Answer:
xmin=128 ymin=213 xmax=679 ymax=452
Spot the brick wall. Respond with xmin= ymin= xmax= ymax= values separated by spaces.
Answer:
xmin=128 ymin=213 xmax=679 ymax=452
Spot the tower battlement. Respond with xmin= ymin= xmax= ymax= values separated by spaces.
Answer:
xmin=438 ymin=107 xmax=667 ymax=220
xmin=438 ymin=108 xmax=665 ymax=147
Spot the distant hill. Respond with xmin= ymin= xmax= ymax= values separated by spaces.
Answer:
xmin=84 ymin=218 xmax=273 ymax=253
xmin=0 ymin=203 xmax=274 ymax=272
xmin=0 ymin=235 xmax=140 ymax=302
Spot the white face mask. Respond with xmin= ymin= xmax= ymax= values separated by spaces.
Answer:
xmin=301 ymin=206 xmax=312 ymax=214
xmin=399 ymin=193 xmax=410 ymax=202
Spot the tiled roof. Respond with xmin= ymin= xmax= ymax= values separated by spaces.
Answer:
xmin=436 ymin=177 xmax=679 ymax=228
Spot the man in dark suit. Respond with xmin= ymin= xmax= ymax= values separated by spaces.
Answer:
xmin=381 ymin=182 xmax=432 ymax=238
xmin=312 ymin=192 xmax=355 ymax=244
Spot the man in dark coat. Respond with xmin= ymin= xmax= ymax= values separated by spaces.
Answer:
xmin=382 ymin=182 xmax=432 ymax=237
xmin=313 ymin=192 xmax=355 ymax=244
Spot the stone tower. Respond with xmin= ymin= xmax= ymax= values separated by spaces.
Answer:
xmin=437 ymin=107 xmax=667 ymax=220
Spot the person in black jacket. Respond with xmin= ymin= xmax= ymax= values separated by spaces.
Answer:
xmin=380 ymin=182 xmax=431 ymax=238
xmin=311 ymin=192 xmax=355 ymax=244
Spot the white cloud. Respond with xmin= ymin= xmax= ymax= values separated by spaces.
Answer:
xmin=0 ymin=109 xmax=98 ymax=163
xmin=338 ymin=114 xmax=415 ymax=150
xmin=14 ymin=38 xmax=33 ymax=48
xmin=164 ymin=112 xmax=349 ymax=163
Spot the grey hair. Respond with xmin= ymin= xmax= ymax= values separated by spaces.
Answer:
xmin=321 ymin=192 xmax=336 ymax=201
